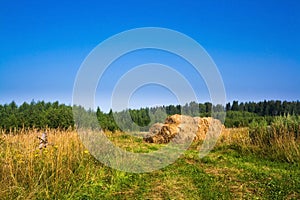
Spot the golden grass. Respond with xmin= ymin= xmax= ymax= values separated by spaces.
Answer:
xmin=0 ymin=129 xmax=166 ymax=199
xmin=218 ymin=126 xmax=300 ymax=163
xmin=0 ymin=129 xmax=91 ymax=199
xmin=218 ymin=127 xmax=251 ymax=146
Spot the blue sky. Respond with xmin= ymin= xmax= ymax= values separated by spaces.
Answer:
xmin=1 ymin=0 xmax=299 ymax=111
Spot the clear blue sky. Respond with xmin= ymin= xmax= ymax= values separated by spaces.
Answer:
xmin=1 ymin=0 xmax=299 ymax=111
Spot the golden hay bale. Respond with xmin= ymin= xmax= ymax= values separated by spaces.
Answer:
xmin=144 ymin=114 xmax=224 ymax=144
xmin=149 ymin=123 xmax=164 ymax=135
xmin=164 ymin=114 xmax=182 ymax=124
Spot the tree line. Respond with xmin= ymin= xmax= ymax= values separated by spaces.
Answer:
xmin=0 ymin=100 xmax=300 ymax=132
xmin=224 ymin=100 xmax=300 ymax=127
xmin=226 ymin=100 xmax=300 ymax=116
xmin=0 ymin=101 xmax=74 ymax=131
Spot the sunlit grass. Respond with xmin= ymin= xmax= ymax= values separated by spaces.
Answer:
xmin=0 ymin=129 xmax=92 ymax=199
xmin=0 ymin=127 xmax=299 ymax=199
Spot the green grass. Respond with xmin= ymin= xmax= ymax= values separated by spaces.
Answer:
xmin=0 ymin=130 xmax=299 ymax=199
xmin=66 ymin=146 xmax=300 ymax=200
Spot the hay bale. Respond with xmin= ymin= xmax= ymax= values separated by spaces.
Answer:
xmin=144 ymin=123 xmax=164 ymax=143
xmin=144 ymin=114 xmax=224 ymax=144
xmin=149 ymin=123 xmax=164 ymax=135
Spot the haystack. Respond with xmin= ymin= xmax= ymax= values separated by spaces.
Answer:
xmin=144 ymin=114 xmax=224 ymax=144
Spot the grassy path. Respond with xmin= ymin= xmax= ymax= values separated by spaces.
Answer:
xmin=92 ymin=147 xmax=299 ymax=199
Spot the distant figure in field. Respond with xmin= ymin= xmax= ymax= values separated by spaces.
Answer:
xmin=38 ymin=132 xmax=48 ymax=150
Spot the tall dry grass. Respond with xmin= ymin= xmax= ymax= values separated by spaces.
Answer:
xmin=0 ymin=129 xmax=98 ymax=199
xmin=218 ymin=116 xmax=300 ymax=163
xmin=248 ymin=115 xmax=300 ymax=162
xmin=0 ymin=129 xmax=163 ymax=199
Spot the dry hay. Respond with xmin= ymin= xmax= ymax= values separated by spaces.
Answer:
xmin=144 ymin=114 xmax=224 ymax=144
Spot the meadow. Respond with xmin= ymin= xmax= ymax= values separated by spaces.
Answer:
xmin=1 ymin=116 xmax=300 ymax=200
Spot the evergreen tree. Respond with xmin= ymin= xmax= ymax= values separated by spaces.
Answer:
xmin=231 ymin=101 xmax=239 ymax=111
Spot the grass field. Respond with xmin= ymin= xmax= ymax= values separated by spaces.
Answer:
xmin=0 ymin=129 xmax=299 ymax=199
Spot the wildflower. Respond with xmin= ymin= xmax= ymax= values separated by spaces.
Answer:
xmin=84 ymin=150 xmax=89 ymax=154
